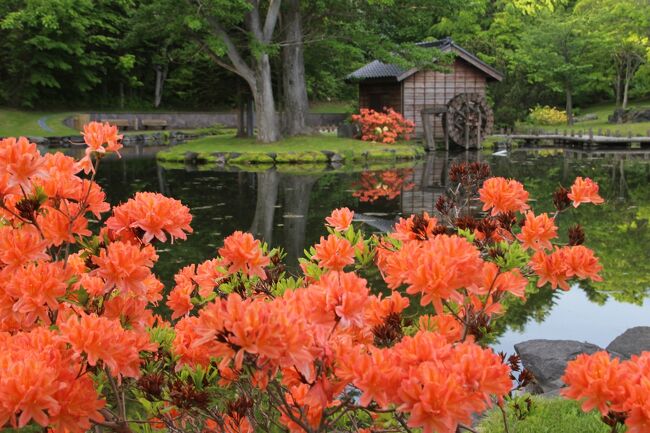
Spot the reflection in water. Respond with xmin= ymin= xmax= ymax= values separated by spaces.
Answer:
xmin=352 ymin=169 xmax=414 ymax=203
xmin=95 ymin=147 xmax=650 ymax=351
xmin=249 ymin=170 xmax=280 ymax=243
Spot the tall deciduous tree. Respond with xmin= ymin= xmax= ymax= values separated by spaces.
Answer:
xmin=577 ymin=0 xmax=650 ymax=109
xmin=171 ymin=0 xmax=283 ymax=142
xmin=512 ymin=9 xmax=606 ymax=124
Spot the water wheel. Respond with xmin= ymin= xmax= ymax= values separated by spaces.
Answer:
xmin=445 ymin=93 xmax=494 ymax=149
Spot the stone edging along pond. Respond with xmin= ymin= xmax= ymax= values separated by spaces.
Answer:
xmin=156 ymin=145 xmax=426 ymax=166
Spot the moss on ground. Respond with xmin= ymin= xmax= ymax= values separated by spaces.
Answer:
xmin=156 ymin=134 xmax=425 ymax=165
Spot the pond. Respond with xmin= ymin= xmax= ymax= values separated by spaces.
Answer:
xmin=90 ymin=146 xmax=650 ymax=354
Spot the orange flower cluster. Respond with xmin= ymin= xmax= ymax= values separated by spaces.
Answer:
xmin=563 ymin=351 xmax=650 ymax=433
xmin=106 ymin=191 xmax=193 ymax=243
xmin=338 ymin=331 xmax=511 ymax=433
xmin=568 ymin=176 xmax=605 ymax=207
xmin=218 ymin=231 xmax=270 ymax=279
xmin=353 ymin=169 xmax=415 ymax=203
xmin=517 ymin=211 xmax=558 ymax=250
xmin=313 ymin=234 xmax=357 ymax=271
xmin=479 ymin=177 xmax=530 ymax=215
xmin=79 ymin=122 xmax=123 ymax=173
xmin=325 ymin=207 xmax=354 ymax=232
xmin=351 ymin=108 xmax=415 ymax=144
xmin=0 ymin=328 xmax=105 ymax=432
xmin=530 ymin=245 xmax=602 ymax=290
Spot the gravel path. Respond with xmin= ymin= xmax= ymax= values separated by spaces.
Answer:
xmin=37 ymin=116 xmax=54 ymax=133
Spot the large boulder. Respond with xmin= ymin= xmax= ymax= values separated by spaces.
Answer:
xmin=514 ymin=339 xmax=602 ymax=393
xmin=607 ymin=327 xmax=650 ymax=359
xmin=630 ymin=109 xmax=650 ymax=123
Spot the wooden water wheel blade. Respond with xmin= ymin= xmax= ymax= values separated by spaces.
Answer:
xmin=445 ymin=93 xmax=494 ymax=149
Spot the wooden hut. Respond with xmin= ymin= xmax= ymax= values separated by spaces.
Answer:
xmin=346 ymin=38 xmax=503 ymax=148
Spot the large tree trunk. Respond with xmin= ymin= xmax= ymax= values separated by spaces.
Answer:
xmin=281 ymin=0 xmax=310 ymax=136
xmin=252 ymin=55 xmax=281 ymax=143
xmin=154 ymin=64 xmax=168 ymax=108
xmin=565 ymin=86 xmax=573 ymax=125
xmin=197 ymin=0 xmax=282 ymax=142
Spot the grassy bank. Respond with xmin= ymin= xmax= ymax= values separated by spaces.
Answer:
xmin=156 ymin=134 xmax=425 ymax=165
xmin=522 ymin=99 xmax=650 ymax=136
xmin=478 ymin=397 xmax=608 ymax=433
xmin=0 ymin=109 xmax=78 ymax=137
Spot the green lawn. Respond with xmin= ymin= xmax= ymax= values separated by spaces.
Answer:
xmin=522 ymin=99 xmax=650 ymax=136
xmin=0 ymin=109 xmax=79 ymax=137
xmin=478 ymin=397 xmax=610 ymax=433
xmin=156 ymin=134 xmax=424 ymax=165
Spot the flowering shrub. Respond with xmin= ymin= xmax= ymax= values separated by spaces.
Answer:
xmin=528 ymin=105 xmax=568 ymax=125
xmin=351 ymin=107 xmax=415 ymax=143
xmin=0 ymin=126 xmax=613 ymax=433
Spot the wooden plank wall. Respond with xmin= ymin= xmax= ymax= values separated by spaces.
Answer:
xmin=402 ymin=59 xmax=487 ymax=138
xmin=359 ymin=82 xmax=403 ymax=112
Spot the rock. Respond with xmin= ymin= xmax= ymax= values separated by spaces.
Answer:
xmin=606 ymin=327 xmax=650 ymax=359
xmin=575 ymin=113 xmax=598 ymax=122
xmin=211 ymin=152 xmax=227 ymax=164
xmin=514 ymin=339 xmax=603 ymax=393
xmin=608 ymin=108 xmax=629 ymax=124
xmin=337 ymin=123 xmax=359 ymax=138
xmin=321 ymin=150 xmax=335 ymax=161
xmin=27 ymin=136 xmax=50 ymax=146
xmin=330 ymin=153 xmax=344 ymax=163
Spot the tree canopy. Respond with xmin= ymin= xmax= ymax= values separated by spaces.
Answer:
xmin=0 ymin=0 xmax=648 ymax=130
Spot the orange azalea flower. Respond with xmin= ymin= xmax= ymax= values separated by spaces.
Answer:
xmin=568 ymin=177 xmax=604 ymax=207
xmin=59 ymin=313 xmax=156 ymax=379
xmin=418 ymin=314 xmax=462 ymax=343
xmin=37 ymin=203 xmax=91 ymax=247
xmin=167 ymin=265 xmax=196 ymax=320
xmin=5 ymin=261 xmax=67 ymax=327
xmin=92 ymin=242 xmax=157 ymax=295
xmin=479 ymin=177 xmax=529 ymax=215
xmin=313 ymin=234 xmax=356 ymax=271
xmin=529 ymin=249 xmax=570 ymax=290
xmin=106 ymin=192 xmax=193 ymax=243
xmin=562 ymin=245 xmax=603 ymax=282
xmin=194 ymin=258 xmax=227 ymax=297
xmin=0 ymin=328 xmax=104 ymax=432
xmin=312 ymin=271 xmax=369 ymax=328
xmin=0 ymin=225 xmax=49 ymax=269
xmin=365 ymin=291 xmax=410 ymax=327
xmin=325 ymin=207 xmax=354 ymax=232
xmin=0 ymin=137 xmax=49 ymax=191
xmin=516 ymin=211 xmax=558 ymax=251
xmin=562 ymin=351 xmax=627 ymax=416
xmin=219 ymin=231 xmax=270 ymax=279
xmin=82 ymin=122 xmax=123 ymax=155
xmin=404 ymin=235 xmax=483 ymax=312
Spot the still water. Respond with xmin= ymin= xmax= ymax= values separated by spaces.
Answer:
xmin=93 ymin=146 xmax=650 ymax=353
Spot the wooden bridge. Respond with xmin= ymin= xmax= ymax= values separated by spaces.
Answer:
xmin=493 ymin=128 xmax=650 ymax=148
